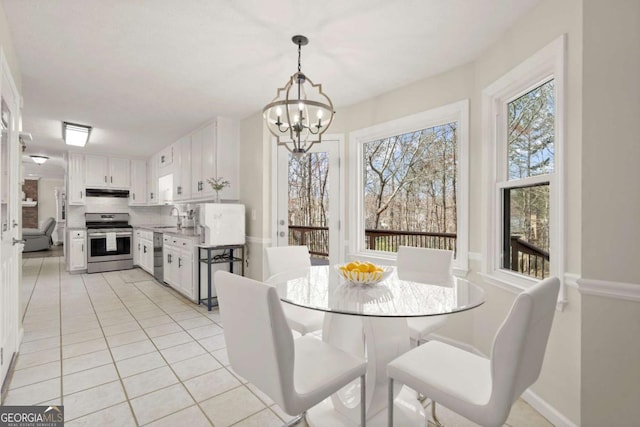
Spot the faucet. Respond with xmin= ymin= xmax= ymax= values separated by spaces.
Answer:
xmin=170 ymin=207 xmax=182 ymax=230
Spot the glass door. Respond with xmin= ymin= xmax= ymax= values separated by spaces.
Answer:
xmin=275 ymin=138 xmax=342 ymax=266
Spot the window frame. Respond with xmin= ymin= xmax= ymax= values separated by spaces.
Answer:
xmin=481 ymin=35 xmax=567 ymax=307
xmin=348 ymin=100 xmax=469 ymax=274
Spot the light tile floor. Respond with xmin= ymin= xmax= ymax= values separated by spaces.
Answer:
xmin=4 ymin=256 xmax=553 ymax=426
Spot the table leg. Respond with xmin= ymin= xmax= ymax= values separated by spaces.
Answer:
xmin=207 ymin=248 xmax=212 ymax=311
xmin=306 ymin=313 xmax=425 ymax=426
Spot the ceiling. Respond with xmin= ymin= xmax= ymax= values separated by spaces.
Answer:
xmin=3 ymin=0 xmax=539 ymax=160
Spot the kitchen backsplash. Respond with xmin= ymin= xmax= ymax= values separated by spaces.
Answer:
xmin=67 ymin=197 xmax=176 ymax=227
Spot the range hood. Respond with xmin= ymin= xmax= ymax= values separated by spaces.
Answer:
xmin=85 ymin=188 xmax=130 ymax=198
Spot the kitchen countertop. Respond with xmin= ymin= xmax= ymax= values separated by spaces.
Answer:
xmin=134 ymin=225 xmax=201 ymax=239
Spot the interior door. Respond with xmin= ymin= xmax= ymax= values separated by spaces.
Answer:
xmin=0 ymin=56 xmax=22 ymax=384
xmin=276 ymin=138 xmax=342 ymax=265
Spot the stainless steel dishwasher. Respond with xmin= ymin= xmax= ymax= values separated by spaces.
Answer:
xmin=153 ymin=232 xmax=164 ymax=281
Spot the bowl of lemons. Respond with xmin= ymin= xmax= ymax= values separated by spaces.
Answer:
xmin=337 ymin=261 xmax=393 ymax=285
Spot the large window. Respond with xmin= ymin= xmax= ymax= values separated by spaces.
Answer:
xmin=483 ymin=35 xmax=565 ymax=298
xmin=501 ymin=79 xmax=554 ymax=279
xmin=350 ymin=101 xmax=469 ymax=272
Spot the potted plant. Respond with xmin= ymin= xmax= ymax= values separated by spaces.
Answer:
xmin=207 ymin=177 xmax=230 ymax=202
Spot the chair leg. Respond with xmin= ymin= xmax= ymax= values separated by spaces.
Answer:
xmin=415 ymin=339 xmax=428 ymax=403
xmin=388 ymin=378 xmax=394 ymax=427
xmin=283 ymin=412 xmax=306 ymax=426
xmin=429 ymin=402 xmax=445 ymax=427
xmin=361 ymin=374 xmax=367 ymax=427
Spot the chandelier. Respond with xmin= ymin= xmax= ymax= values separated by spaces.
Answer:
xmin=263 ymin=35 xmax=334 ymax=155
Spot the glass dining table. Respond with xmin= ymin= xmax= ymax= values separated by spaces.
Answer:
xmin=266 ymin=265 xmax=487 ymax=427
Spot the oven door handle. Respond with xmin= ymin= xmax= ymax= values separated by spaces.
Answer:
xmin=88 ymin=232 xmax=133 ymax=238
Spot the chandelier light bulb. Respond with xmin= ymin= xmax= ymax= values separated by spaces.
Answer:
xmin=262 ymin=34 xmax=334 ymax=154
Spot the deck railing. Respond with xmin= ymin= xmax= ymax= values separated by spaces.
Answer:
xmin=288 ymin=226 xmax=458 ymax=257
xmin=364 ymin=229 xmax=457 ymax=252
xmin=288 ymin=225 xmax=329 ymax=257
xmin=288 ymin=226 xmax=548 ymax=278
xmin=508 ymin=236 xmax=549 ymax=279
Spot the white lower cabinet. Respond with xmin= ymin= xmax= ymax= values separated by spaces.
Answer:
xmin=163 ymin=235 xmax=197 ymax=301
xmin=135 ymin=229 xmax=154 ymax=274
xmin=67 ymin=229 xmax=87 ymax=272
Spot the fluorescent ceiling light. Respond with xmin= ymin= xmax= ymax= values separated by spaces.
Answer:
xmin=62 ymin=122 xmax=92 ymax=147
xmin=30 ymin=155 xmax=49 ymax=164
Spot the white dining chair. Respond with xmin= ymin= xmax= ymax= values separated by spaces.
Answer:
xmin=396 ymin=246 xmax=454 ymax=344
xmin=215 ymin=271 xmax=367 ymax=426
xmin=387 ymin=276 xmax=560 ymax=427
xmin=265 ymin=245 xmax=324 ymax=335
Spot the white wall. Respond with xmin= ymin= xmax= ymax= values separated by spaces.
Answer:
xmin=238 ymin=112 xmax=271 ymax=280
xmin=37 ymin=178 xmax=63 ymax=226
xmin=580 ymin=0 xmax=640 ymax=424
xmin=235 ymin=0 xmax=640 ymax=423
xmin=0 ymin=2 xmax=20 ymax=90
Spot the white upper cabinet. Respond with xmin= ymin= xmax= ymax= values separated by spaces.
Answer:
xmin=67 ymin=152 xmax=85 ymax=205
xmin=85 ymin=155 xmax=130 ymax=189
xmin=129 ymin=159 xmax=147 ymax=205
xmin=110 ymin=157 xmax=131 ymax=188
xmin=85 ymin=155 xmax=109 ymax=187
xmin=153 ymin=116 xmax=238 ymax=203
xmin=191 ymin=122 xmax=217 ymax=200
xmin=158 ymin=145 xmax=173 ymax=171
xmin=173 ymin=136 xmax=191 ymax=201
xmin=147 ymin=154 xmax=160 ymax=205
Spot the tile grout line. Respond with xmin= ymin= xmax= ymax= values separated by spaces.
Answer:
xmin=127 ymin=275 xmax=277 ymax=425
xmin=2 ymin=257 xmax=46 ymax=405
xmin=106 ymin=272 xmax=218 ymax=426
xmin=77 ymin=272 xmax=142 ymax=427
xmin=58 ymin=257 xmax=64 ymax=407
xmin=104 ymin=271 xmax=256 ymax=425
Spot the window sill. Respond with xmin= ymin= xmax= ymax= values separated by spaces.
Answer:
xmin=478 ymin=270 xmax=568 ymax=311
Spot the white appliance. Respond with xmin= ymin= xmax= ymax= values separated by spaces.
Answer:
xmin=199 ymin=203 xmax=245 ymax=246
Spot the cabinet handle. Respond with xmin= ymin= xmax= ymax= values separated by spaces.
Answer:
xmin=150 ymin=192 xmax=154 ymax=200
xmin=81 ymin=244 xmax=84 ymax=252
xmin=104 ymin=175 xmax=107 ymax=183
xmin=80 ymin=191 xmax=83 ymax=198
xmin=111 ymin=176 xmax=113 ymax=183
xmin=133 ymin=193 xmax=135 ymax=200
xmin=168 ymin=253 xmax=172 ymax=263
xmin=138 ymin=243 xmax=140 ymax=250
xmin=143 ymin=246 xmax=147 ymax=253
xmin=178 ymin=258 xmax=182 ymax=268
xmin=161 ymin=155 xmax=165 ymax=163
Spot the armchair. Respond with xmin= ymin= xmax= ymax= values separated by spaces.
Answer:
xmin=23 ymin=217 xmax=55 ymax=252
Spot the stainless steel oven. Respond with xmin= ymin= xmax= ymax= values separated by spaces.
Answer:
xmin=86 ymin=213 xmax=134 ymax=273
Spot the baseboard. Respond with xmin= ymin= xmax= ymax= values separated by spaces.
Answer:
xmin=428 ymin=334 xmax=577 ymax=427
xmin=522 ymin=389 xmax=578 ymax=427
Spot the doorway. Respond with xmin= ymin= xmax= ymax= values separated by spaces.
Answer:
xmin=0 ymin=55 xmax=23 ymax=387
xmin=273 ymin=137 xmax=343 ymax=266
